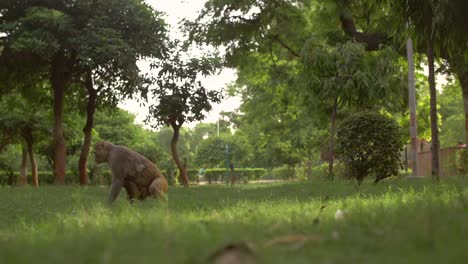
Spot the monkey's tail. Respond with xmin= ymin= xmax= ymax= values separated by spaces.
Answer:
xmin=149 ymin=177 xmax=168 ymax=201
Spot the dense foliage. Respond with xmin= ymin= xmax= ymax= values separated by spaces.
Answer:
xmin=0 ymin=0 xmax=466 ymax=186
xmin=335 ymin=112 xmax=403 ymax=183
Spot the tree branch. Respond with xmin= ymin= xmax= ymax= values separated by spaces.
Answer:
xmin=268 ymin=37 xmax=278 ymax=68
xmin=271 ymin=35 xmax=300 ymax=58
xmin=339 ymin=14 xmax=389 ymax=51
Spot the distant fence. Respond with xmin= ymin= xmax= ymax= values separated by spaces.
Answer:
xmin=409 ymin=147 xmax=460 ymax=177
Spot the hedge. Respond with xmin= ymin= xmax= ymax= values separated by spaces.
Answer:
xmin=202 ymin=168 xmax=266 ymax=183
xmin=0 ymin=167 xmax=268 ymax=185
xmin=0 ymin=171 xmax=81 ymax=185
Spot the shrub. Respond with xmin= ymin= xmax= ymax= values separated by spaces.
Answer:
xmin=186 ymin=169 xmax=199 ymax=182
xmin=204 ymin=168 xmax=226 ymax=183
xmin=239 ymin=168 xmax=267 ymax=181
xmin=0 ymin=162 xmax=15 ymax=185
xmin=202 ymin=168 xmax=267 ymax=183
xmin=305 ymin=163 xmax=346 ymax=181
xmin=261 ymin=166 xmax=301 ymax=181
xmin=270 ymin=165 xmax=296 ymax=180
xmin=175 ymin=169 xmax=199 ymax=183
xmin=162 ymin=167 xmax=178 ymax=186
xmin=335 ymin=112 xmax=403 ymax=184
xmin=310 ymin=163 xmax=328 ymax=180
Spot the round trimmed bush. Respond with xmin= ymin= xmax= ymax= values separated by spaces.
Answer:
xmin=335 ymin=112 xmax=403 ymax=184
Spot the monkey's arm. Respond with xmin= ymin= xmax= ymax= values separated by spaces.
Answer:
xmin=108 ymin=177 xmax=124 ymax=204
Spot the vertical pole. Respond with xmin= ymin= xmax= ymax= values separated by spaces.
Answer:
xmin=225 ymin=144 xmax=230 ymax=185
xmin=407 ymin=38 xmax=419 ymax=177
xmin=405 ymin=145 xmax=408 ymax=176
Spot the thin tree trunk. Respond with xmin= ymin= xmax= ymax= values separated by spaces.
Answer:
xmin=22 ymin=128 xmax=38 ymax=186
xmin=50 ymin=54 xmax=70 ymax=184
xmin=328 ymin=98 xmax=338 ymax=180
xmin=171 ymin=124 xmax=189 ymax=188
xmin=427 ymin=36 xmax=440 ymax=182
xmin=78 ymin=70 xmax=98 ymax=185
xmin=27 ymin=140 xmax=38 ymax=186
xmin=407 ymin=38 xmax=419 ymax=177
xmin=18 ymin=146 xmax=28 ymax=186
xmin=230 ymin=164 xmax=236 ymax=185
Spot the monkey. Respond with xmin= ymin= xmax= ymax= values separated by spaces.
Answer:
xmin=94 ymin=141 xmax=168 ymax=203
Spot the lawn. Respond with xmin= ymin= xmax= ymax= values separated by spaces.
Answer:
xmin=0 ymin=178 xmax=467 ymax=264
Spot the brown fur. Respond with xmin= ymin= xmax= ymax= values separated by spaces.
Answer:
xmin=94 ymin=141 xmax=168 ymax=203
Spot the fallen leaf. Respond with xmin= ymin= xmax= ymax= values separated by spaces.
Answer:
xmin=264 ymin=234 xmax=322 ymax=249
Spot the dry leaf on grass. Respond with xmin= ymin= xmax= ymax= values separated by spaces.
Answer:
xmin=264 ymin=234 xmax=322 ymax=250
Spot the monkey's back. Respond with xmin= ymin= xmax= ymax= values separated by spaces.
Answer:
xmin=111 ymin=145 xmax=166 ymax=188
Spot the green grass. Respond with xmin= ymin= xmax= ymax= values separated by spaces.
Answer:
xmin=1 ymin=178 xmax=467 ymax=264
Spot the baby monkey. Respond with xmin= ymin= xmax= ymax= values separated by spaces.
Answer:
xmin=94 ymin=141 xmax=168 ymax=203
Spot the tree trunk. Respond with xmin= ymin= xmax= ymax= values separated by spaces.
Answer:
xmin=50 ymin=54 xmax=70 ymax=184
xmin=21 ymin=128 xmax=38 ymax=186
xmin=78 ymin=70 xmax=98 ymax=185
xmin=306 ymin=151 xmax=312 ymax=180
xmin=27 ymin=140 xmax=38 ymax=186
xmin=171 ymin=124 xmax=189 ymax=188
xmin=230 ymin=164 xmax=236 ymax=185
xmin=18 ymin=146 xmax=28 ymax=186
xmin=328 ymin=98 xmax=338 ymax=180
xmin=407 ymin=38 xmax=419 ymax=177
xmin=458 ymin=71 xmax=468 ymax=144
xmin=427 ymin=36 xmax=440 ymax=182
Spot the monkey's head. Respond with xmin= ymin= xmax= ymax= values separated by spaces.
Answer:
xmin=94 ymin=141 xmax=113 ymax=164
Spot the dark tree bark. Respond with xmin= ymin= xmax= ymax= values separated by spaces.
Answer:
xmin=339 ymin=15 xmax=388 ymax=51
xmin=451 ymin=64 xmax=468 ymax=144
xmin=50 ymin=54 xmax=71 ymax=184
xmin=78 ymin=70 xmax=98 ymax=185
xmin=407 ymin=38 xmax=419 ymax=177
xmin=27 ymin=139 xmax=38 ymax=186
xmin=328 ymin=98 xmax=338 ymax=180
xmin=170 ymin=122 xmax=189 ymax=187
xmin=462 ymin=76 xmax=468 ymax=144
xmin=427 ymin=36 xmax=440 ymax=182
xmin=23 ymin=128 xmax=38 ymax=186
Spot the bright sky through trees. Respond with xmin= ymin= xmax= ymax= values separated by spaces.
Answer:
xmin=120 ymin=0 xmax=240 ymax=128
